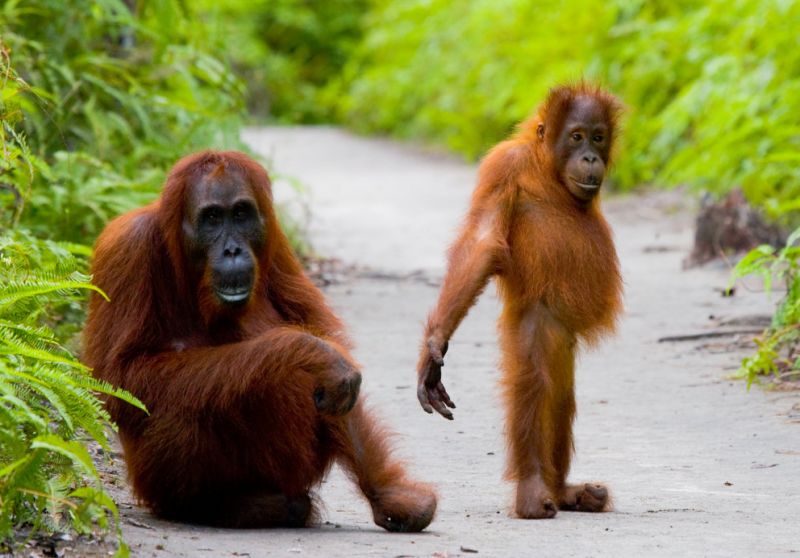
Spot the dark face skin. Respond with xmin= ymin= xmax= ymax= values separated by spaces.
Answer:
xmin=553 ymin=95 xmax=611 ymax=202
xmin=183 ymin=170 xmax=265 ymax=307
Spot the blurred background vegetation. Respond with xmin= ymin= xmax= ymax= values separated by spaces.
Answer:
xmin=1 ymin=0 xmax=798 ymax=550
xmin=196 ymin=0 xmax=367 ymax=122
xmin=328 ymin=0 xmax=800 ymax=223
xmin=194 ymin=0 xmax=800 ymax=224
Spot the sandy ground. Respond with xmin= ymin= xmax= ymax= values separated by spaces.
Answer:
xmin=109 ymin=127 xmax=799 ymax=557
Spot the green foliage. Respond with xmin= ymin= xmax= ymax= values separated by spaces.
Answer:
xmin=603 ymin=0 xmax=800 ymax=221
xmin=331 ymin=0 xmax=800 ymax=221
xmin=196 ymin=0 xmax=368 ymax=122
xmin=332 ymin=0 xmax=614 ymax=155
xmin=731 ymin=228 xmax=800 ymax=387
xmin=0 ymin=45 xmax=35 ymax=229
xmin=1 ymin=0 xmax=247 ymax=243
xmin=0 ymin=230 xmax=145 ymax=553
xmin=0 ymin=0 xmax=254 ymax=548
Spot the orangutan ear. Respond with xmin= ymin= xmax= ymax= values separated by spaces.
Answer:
xmin=537 ymin=124 xmax=545 ymax=139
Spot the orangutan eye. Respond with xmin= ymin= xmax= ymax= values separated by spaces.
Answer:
xmin=233 ymin=201 xmax=256 ymax=224
xmin=593 ymin=134 xmax=604 ymax=143
xmin=571 ymin=133 xmax=582 ymax=142
xmin=200 ymin=206 xmax=223 ymax=228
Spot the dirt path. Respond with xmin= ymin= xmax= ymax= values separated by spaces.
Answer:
xmin=117 ymin=127 xmax=799 ymax=557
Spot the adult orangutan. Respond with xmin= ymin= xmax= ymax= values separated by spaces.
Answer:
xmin=417 ymin=83 xmax=623 ymax=519
xmin=84 ymin=150 xmax=436 ymax=531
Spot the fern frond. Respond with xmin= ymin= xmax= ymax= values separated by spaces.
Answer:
xmin=0 ymin=275 xmax=107 ymax=310
xmin=0 ymin=327 xmax=87 ymax=368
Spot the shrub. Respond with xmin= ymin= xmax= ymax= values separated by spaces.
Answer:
xmin=731 ymin=228 xmax=800 ymax=387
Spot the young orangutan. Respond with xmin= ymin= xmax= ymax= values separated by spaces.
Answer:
xmin=417 ymin=83 xmax=623 ymax=519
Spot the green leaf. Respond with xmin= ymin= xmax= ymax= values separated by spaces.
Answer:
xmin=30 ymin=435 xmax=97 ymax=478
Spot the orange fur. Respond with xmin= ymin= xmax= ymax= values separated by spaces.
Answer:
xmin=84 ymin=150 xmax=436 ymax=530
xmin=418 ymin=84 xmax=623 ymax=518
